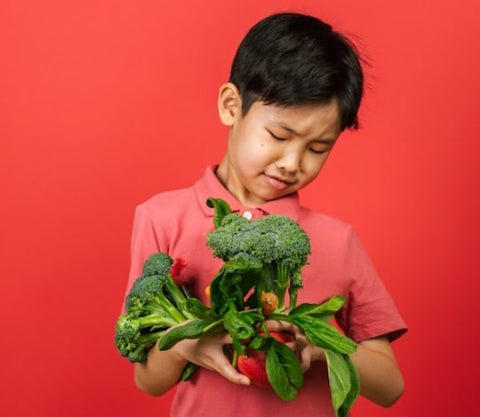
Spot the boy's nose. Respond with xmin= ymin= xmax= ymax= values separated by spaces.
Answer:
xmin=276 ymin=152 xmax=301 ymax=174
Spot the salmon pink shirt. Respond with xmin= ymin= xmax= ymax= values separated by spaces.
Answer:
xmin=125 ymin=165 xmax=407 ymax=417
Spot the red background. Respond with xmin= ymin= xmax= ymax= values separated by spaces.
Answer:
xmin=1 ymin=1 xmax=479 ymax=416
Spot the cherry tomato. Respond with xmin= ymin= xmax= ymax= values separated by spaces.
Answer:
xmin=260 ymin=292 xmax=279 ymax=315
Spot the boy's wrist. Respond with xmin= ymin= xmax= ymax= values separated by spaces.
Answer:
xmin=148 ymin=338 xmax=189 ymax=371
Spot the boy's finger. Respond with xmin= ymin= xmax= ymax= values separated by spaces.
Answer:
xmin=299 ymin=344 xmax=312 ymax=373
xmin=215 ymin=332 xmax=234 ymax=345
xmin=216 ymin=357 xmax=250 ymax=386
xmin=264 ymin=319 xmax=296 ymax=333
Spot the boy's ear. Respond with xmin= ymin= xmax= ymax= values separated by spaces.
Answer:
xmin=218 ymin=82 xmax=242 ymax=126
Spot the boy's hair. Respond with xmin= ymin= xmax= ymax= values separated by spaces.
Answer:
xmin=229 ymin=12 xmax=364 ymax=130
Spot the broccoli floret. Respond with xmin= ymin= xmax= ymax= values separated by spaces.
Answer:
xmin=115 ymin=253 xmax=194 ymax=362
xmin=142 ymin=252 xmax=173 ymax=277
xmin=114 ymin=314 xmax=165 ymax=362
xmin=206 ymin=200 xmax=311 ymax=311
xmin=207 ymin=213 xmax=250 ymax=260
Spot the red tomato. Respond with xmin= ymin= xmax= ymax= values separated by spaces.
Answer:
xmin=237 ymin=331 xmax=295 ymax=387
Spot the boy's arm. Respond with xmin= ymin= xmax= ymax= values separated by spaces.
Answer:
xmin=134 ymin=332 xmax=250 ymax=396
xmin=268 ymin=321 xmax=404 ymax=407
xmin=134 ymin=340 xmax=186 ymax=396
xmin=349 ymin=336 xmax=404 ymax=407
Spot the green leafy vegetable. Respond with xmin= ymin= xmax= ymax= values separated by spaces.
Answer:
xmin=326 ymin=351 xmax=360 ymax=417
xmin=114 ymin=253 xmax=195 ymax=363
xmin=285 ymin=314 xmax=357 ymax=354
xmin=266 ymin=339 xmax=304 ymax=401
xmin=157 ymin=318 xmax=209 ymax=350
xmin=115 ymin=198 xmax=360 ymax=416
xmin=289 ymin=296 xmax=346 ymax=320
xmin=206 ymin=197 xmax=232 ymax=228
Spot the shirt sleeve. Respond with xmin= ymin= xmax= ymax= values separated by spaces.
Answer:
xmin=336 ymin=226 xmax=407 ymax=343
xmin=122 ymin=202 xmax=168 ymax=306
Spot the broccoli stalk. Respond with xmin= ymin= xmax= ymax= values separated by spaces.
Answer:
xmin=115 ymin=253 xmax=194 ymax=362
xmin=257 ymin=260 xmax=300 ymax=311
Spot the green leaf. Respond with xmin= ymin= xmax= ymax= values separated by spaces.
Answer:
xmin=181 ymin=362 xmax=198 ymax=381
xmin=224 ymin=307 xmax=256 ymax=353
xmin=158 ymin=319 xmax=207 ymax=350
xmin=222 ymin=308 xmax=263 ymax=354
xmin=289 ymin=314 xmax=357 ymax=354
xmin=338 ymin=355 xmax=361 ymax=417
xmin=206 ymin=198 xmax=232 ymax=229
xmin=186 ymin=298 xmax=218 ymax=321
xmin=266 ymin=339 xmax=303 ymax=401
xmin=198 ymin=318 xmax=226 ymax=337
xmin=248 ymin=334 xmax=269 ymax=351
xmin=325 ymin=350 xmax=360 ymax=417
xmin=290 ymin=296 xmax=346 ymax=320
xmin=209 ymin=257 xmax=261 ymax=315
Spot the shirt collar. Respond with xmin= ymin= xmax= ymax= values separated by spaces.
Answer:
xmin=194 ymin=165 xmax=302 ymax=221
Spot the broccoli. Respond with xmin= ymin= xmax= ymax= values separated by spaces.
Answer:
xmin=206 ymin=198 xmax=311 ymax=312
xmin=115 ymin=253 xmax=194 ymax=362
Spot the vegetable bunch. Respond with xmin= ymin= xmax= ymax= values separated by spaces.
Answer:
xmin=114 ymin=253 xmax=193 ymax=362
xmin=115 ymin=198 xmax=360 ymax=417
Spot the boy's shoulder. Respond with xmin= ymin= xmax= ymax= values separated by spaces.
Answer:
xmin=298 ymin=204 xmax=355 ymax=244
xmin=136 ymin=184 xmax=198 ymax=218
xmin=141 ymin=185 xmax=193 ymax=205
xmin=299 ymin=204 xmax=352 ymax=229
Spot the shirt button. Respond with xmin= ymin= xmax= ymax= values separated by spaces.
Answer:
xmin=242 ymin=211 xmax=253 ymax=220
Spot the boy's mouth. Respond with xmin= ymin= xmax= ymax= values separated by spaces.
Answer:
xmin=264 ymin=174 xmax=294 ymax=191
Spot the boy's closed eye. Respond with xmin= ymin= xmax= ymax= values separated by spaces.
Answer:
xmin=267 ymin=129 xmax=332 ymax=155
xmin=267 ymin=129 xmax=287 ymax=142
xmin=309 ymin=147 xmax=329 ymax=155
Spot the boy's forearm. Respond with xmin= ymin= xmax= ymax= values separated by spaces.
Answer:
xmin=350 ymin=336 xmax=405 ymax=407
xmin=134 ymin=340 xmax=188 ymax=397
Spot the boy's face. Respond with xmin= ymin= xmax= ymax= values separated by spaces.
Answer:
xmin=217 ymin=84 xmax=341 ymax=208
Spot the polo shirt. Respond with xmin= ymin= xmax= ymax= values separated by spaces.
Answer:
xmin=125 ymin=165 xmax=407 ymax=417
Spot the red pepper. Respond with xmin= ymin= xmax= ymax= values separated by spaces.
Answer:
xmin=170 ymin=257 xmax=187 ymax=277
xmin=237 ymin=331 xmax=295 ymax=388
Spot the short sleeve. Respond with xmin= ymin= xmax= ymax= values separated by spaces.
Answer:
xmin=122 ymin=203 xmax=167 ymax=308
xmin=336 ymin=227 xmax=407 ymax=343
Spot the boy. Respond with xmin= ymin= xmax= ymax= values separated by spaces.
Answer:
xmin=124 ymin=12 xmax=407 ymax=417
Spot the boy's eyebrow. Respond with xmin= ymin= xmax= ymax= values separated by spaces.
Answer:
xmin=276 ymin=123 xmax=337 ymax=143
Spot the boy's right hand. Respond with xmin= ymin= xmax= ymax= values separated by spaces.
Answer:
xmin=171 ymin=333 xmax=251 ymax=386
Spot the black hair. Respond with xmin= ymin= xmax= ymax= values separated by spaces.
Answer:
xmin=229 ymin=12 xmax=364 ymax=130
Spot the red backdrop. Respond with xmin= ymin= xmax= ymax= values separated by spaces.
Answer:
xmin=1 ymin=1 xmax=479 ymax=416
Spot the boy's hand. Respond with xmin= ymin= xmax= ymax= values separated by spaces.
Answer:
xmin=265 ymin=320 xmax=325 ymax=373
xmin=172 ymin=333 xmax=251 ymax=386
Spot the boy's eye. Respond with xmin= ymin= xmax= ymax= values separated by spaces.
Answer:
xmin=309 ymin=147 xmax=328 ymax=155
xmin=268 ymin=130 xmax=286 ymax=141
